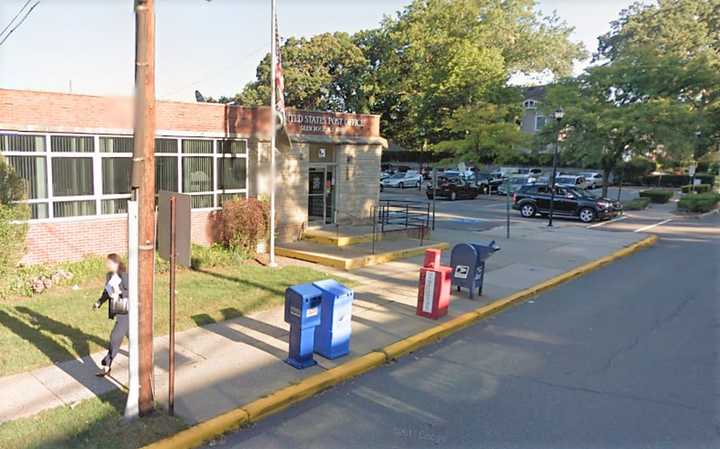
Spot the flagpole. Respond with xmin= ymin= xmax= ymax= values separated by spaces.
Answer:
xmin=269 ymin=0 xmax=277 ymax=267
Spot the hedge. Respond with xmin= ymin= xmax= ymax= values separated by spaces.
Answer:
xmin=642 ymin=174 xmax=716 ymax=188
xmin=639 ymin=189 xmax=674 ymax=204
xmin=677 ymin=192 xmax=720 ymax=213
xmin=680 ymin=184 xmax=712 ymax=194
xmin=623 ymin=197 xmax=651 ymax=210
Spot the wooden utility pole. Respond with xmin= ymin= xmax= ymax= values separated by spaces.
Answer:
xmin=131 ymin=0 xmax=156 ymax=416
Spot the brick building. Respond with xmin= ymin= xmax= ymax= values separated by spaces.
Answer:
xmin=0 ymin=89 xmax=386 ymax=264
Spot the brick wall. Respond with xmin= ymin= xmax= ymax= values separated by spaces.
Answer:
xmin=22 ymin=211 xmax=221 ymax=265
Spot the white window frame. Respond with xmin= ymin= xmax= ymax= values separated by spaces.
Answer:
xmin=1 ymin=130 xmax=249 ymax=222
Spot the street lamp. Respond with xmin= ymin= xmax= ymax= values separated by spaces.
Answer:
xmin=548 ymin=108 xmax=564 ymax=227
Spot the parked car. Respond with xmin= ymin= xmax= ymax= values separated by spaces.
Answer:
xmin=512 ymin=184 xmax=623 ymax=223
xmin=516 ymin=167 xmax=543 ymax=177
xmin=474 ymin=172 xmax=501 ymax=193
xmin=426 ymin=174 xmax=481 ymax=200
xmin=581 ymin=172 xmax=604 ymax=189
xmin=555 ymin=175 xmax=590 ymax=190
xmin=497 ymin=175 xmax=534 ymax=195
xmin=381 ymin=171 xmax=423 ymax=189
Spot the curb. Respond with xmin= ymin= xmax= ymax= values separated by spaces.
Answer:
xmin=142 ymin=235 xmax=657 ymax=449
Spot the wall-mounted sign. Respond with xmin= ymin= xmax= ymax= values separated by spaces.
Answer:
xmin=287 ymin=112 xmax=365 ymax=133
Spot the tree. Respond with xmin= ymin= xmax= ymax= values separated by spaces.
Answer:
xmin=433 ymin=88 xmax=529 ymax=164
xmin=0 ymin=157 xmax=28 ymax=277
xmin=360 ymin=0 xmax=585 ymax=149
xmin=231 ymin=32 xmax=369 ymax=112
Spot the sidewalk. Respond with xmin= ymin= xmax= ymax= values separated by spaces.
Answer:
xmin=0 ymin=220 xmax=647 ymax=425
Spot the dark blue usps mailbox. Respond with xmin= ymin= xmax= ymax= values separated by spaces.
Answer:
xmin=450 ymin=241 xmax=500 ymax=299
xmin=284 ymin=283 xmax=323 ymax=369
xmin=312 ymin=279 xmax=353 ymax=359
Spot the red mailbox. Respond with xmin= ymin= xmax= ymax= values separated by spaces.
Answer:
xmin=416 ymin=249 xmax=453 ymax=319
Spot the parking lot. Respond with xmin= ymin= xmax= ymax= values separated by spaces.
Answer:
xmin=379 ymin=184 xmax=681 ymax=234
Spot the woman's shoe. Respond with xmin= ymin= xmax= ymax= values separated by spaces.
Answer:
xmin=95 ymin=365 xmax=111 ymax=377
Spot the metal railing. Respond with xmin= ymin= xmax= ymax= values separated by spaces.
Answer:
xmin=370 ymin=200 xmax=432 ymax=254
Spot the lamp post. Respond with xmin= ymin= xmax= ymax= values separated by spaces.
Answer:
xmin=548 ymin=108 xmax=564 ymax=227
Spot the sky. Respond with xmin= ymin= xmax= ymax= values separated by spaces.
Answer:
xmin=0 ymin=0 xmax=639 ymax=103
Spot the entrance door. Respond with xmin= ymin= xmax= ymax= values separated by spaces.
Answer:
xmin=308 ymin=166 xmax=335 ymax=224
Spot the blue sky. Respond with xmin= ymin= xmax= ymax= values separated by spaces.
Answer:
xmin=0 ymin=0 xmax=639 ymax=102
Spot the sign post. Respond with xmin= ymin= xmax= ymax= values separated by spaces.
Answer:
xmin=158 ymin=191 xmax=191 ymax=416
xmin=431 ymin=168 xmax=437 ymax=231
xmin=124 ymin=200 xmax=140 ymax=419
xmin=505 ymin=177 xmax=511 ymax=239
xmin=688 ymin=163 xmax=697 ymax=193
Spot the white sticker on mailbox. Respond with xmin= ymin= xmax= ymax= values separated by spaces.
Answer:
xmin=422 ymin=271 xmax=436 ymax=314
xmin=306 ymin=307 xmax=319 ymax=318
xmin=454 ymin=265 xmax=469 ymax=279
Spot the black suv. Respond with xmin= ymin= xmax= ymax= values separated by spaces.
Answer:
xmin=512 ymin=184 xmax=623 ymax=223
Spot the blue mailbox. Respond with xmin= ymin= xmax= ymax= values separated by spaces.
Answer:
xmin=312 ymin=279 xmax=353 ymax=359
xmin=284 ymin=283 xmax=323 ymax=369
xmin=450 ymin=241 xmax=500 ymax=299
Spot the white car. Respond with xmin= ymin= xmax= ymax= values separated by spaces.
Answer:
xmin=381 ymin=171 xmax=423 ymax=189
xmin=555 ymin=175 xmax=590 ymax=190
xmin=581 ymin=172 xmax=604 ymax=189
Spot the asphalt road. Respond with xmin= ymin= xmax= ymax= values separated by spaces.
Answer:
xmin=205 ymin=214 xmax=720 ymax=449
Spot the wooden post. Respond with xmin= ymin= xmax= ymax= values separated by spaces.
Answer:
xmin=168 ymin=196 xmax=176 ymax=416
xmin=131 ymin=0 xmax=156 ymax=416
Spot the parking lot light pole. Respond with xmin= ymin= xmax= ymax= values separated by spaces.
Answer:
xmin=548 ymin=108 xmax=564 ymax=228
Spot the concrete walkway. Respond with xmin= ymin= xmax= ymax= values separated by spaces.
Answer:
xmin=0 ymin=220 xmax=646 ymax=425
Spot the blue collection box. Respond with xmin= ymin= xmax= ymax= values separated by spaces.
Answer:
xmin=312 ymin=279 xmax=353 ymax=359
xmin=284 ymin=283 xmax=323 ymax=369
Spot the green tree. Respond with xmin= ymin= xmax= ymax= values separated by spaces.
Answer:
xmin=231 ymin=32 xmax=369 ymax=112
xmin=361 ymin=0 xmax=585 ymax=149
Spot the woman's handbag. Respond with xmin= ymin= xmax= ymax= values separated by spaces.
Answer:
xmin=110 ymin=294 xmax=129 ymax=316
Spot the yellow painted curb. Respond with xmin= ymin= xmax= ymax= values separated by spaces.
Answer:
xmin=243 ymin=352 xmax=386 ymax=422
xmin=142 ymin=234 xmax=656 ymax=449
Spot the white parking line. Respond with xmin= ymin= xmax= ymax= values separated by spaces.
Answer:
xmin=634 ymin=218 xmax=673 ymax=233
xmin=587 ymin=215 xmax=627 ymax=229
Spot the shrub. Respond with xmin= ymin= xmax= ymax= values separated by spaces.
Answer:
xmin=0 ymin=204 xmax=28 ymax=277
xmin=680 ymin=184 xmax=712 ymax=194
xmin=623 ymin=197 xmax=651 ymax=211
xmin=0 ymin=157 xmax=26 ymax=204
xmin=642 ymin=174 xmax=716 ymax=187
xmin=677 ymin=192 xmax=720 ymax=213
xmin=219 ymin=197 xmax=269 ymax=255
xmin=617 ymin=158 xmax=656 ymax=185
xmin=639 ymin=189 xmax=674 ymax=204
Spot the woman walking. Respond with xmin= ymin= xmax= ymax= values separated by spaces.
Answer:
xmin=93 ymin=253 xmax=130 ymax=377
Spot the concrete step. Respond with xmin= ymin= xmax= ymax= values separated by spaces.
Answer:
xmin=302 ymin=225 xmax=430 ymax=247
xmin=277 ymin=239 xmax=448 ymax=270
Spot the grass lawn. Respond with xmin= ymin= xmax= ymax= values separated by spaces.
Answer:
xmin=0 ymin=390 xmax=186 ymax=449
xmin=0 ymin=262 xmax=346 ymax=377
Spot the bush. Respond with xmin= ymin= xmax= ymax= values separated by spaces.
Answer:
xmin=639 ymin=189 xmax=674 ymax=204
xmin=0 ymin=204 xmax=28 ymax=277
xmin=219 ymin=197 xmax=269 ymax=255
xmin=642 ymin=174 xmax=716 ymax=187
xmin=623 ymin=197 xmax=651 ymax=210
xmin=677 ymin=192 xmax=720 ymax=213
xmin=617 ymin=158 xmax=656 ymax=185
xmin=680 ymin=184 xmax=712 ymax=194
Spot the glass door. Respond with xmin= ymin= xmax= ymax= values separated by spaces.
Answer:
xmin=308 ymin=165 xmax=335 ymax=224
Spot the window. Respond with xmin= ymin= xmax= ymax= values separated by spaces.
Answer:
xmin=523 ymin=99 xmax=537 ymax=109
xmin=220 ymin=140 xmax=247 ymax=155
xmin=156 ymin=156 xmax=178 ymax=192
xmin=535 ymin=116 xmax=546 ymax=130
xmin=183 ymin=157 xmax=213 ymax=193
xmin=54 ymin=200 xmax=96 ymax=218
xmin=100 ymin=136 xmax=133 ymax=153
xmin=182 ymin=139 xmax=212 ymax=154
xmin=102 ymin=158 xmax=132 ymax=194
xmin=1 ymin=134 xmax=45 ymax=152
xmin=8 ymin=156 xmax=47 ymax=199
xmin=156 ymin=138 xmax=178 ymax=154
xmin=217 ymin=158 xmax=246 ymax=190
xmin=309 ymin=144 xmax=336 ymax=162
xmin=51 ymin=135 xmax=94 ymax=152
xmin=1 ymin=133 xmax=250 ymax=219
xmin=52 ymin=158 xmax=94 ymax=196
